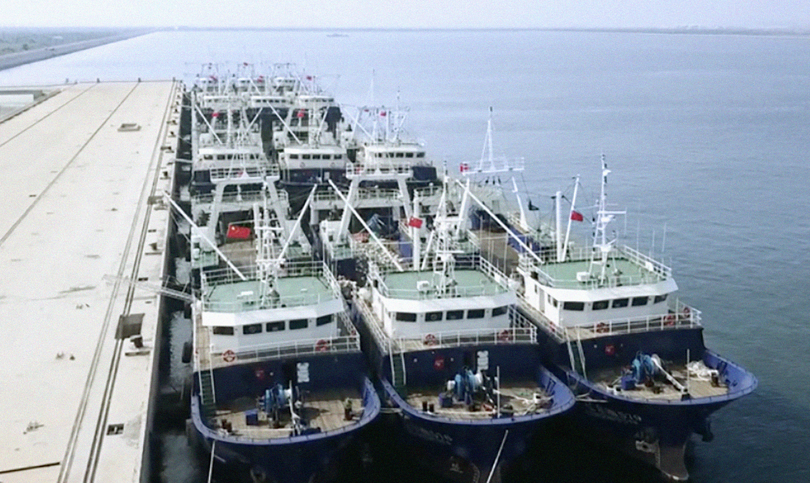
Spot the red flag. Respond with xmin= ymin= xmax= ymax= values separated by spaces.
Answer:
xmin=407 ymin=217 xmax=423 ymax=228
xmin=211 ymin=112 xmax=219 ymax=118
xmin=226 ymin=224 xmax=251 ymax=240
xmin=380 ymin=111 xmax=387 ymax=117
xmin=296 ymin=110 xmax=305 ymax=118
xmin=570 ymin=210 xmax=584 ymax=222
xmin=459 ymin=162 xmax=469 ymax=172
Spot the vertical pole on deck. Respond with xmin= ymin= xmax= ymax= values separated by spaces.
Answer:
xmin=555 ymin=191 xmax=562 ymax=262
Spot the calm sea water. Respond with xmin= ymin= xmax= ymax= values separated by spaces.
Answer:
xmin=3 ymin=29 xmax=809 ymax=482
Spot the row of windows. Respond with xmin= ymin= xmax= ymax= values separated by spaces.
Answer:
xmin=554 ymin=294 xmax=668 ymax=312
xmin=288 ymin=153 xmax=343 ymax=160
xmin=202 ymin=154 xmax=262 ymax=161
xmin=394 ymin=306 xmax=509 ymax=323
xmin=212 ymin=314 xmax=333 ymax=336
xmin=372 ymin=152 xmax=425 ymax=159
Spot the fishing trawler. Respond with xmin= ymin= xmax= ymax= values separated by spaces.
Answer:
xmin=350 ymin=175 xmax=575 ymax=482
xmin=187 ymin=205 xmax=380 ymax=482
xmin=180 ymin=66 xmax=380 ymax=483
xmin=469 ymin=156 xmax=757 ymax=480
xmin=186 ymin=67 xmax=312 ymax=277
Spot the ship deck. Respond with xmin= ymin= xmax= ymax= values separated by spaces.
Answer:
xmin=0 ymin=81 xmax=179 ymax=482
xmin=537 ymin=257 xmax=665 ymax=286
xmin=404 ymin=380 xmax=550 ymax=420
xmin=214 ymin=389 xmax=364 ymax=439
xmin=203 ymin=274 xmax=333 ymax=311
xmin=590 ymin=363 xmax=729 ymax=401
xmin=381 ymin=268 xmax=507 ymax=299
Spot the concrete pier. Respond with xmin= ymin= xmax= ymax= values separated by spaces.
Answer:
xmin=0 ymin=80 xmax=180 ymax=482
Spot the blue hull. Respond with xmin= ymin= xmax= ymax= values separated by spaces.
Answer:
xmin=191 ymin=353 xmax=381 ymax=483
xmin=535 ymin=322 xmax=757 ymax=480
xmin=377 ymin=344 xmax=575 ymax=481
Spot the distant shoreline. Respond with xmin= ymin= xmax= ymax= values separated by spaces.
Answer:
xmin=0 ymin=31 xmax=150 ymax=72
xmin=162 ymin=25 xmax=810 ymax=37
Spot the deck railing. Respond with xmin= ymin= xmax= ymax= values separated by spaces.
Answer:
xmin=210 ymin=335 xmax=360 ymax=366
xmin=345 ymin=161 xmax=413 ymax=178
xmin=206 ymin=332 xmax=360 ymax=370
xmin=200 ymin=261 xmax=340 ymax=311
xmin=515 ymin=297 xmax=701 ymax=342
xmin=354 ymin=296 xmax=535 ymax=354
xmin=314 ymin=187 xmax=402 ymax=203
xmin=519 ymin=246 xmax=670 ymax=290
xmin=193 ymin=189 xmax=267 ymax=206
xmin=370 ymin=254 xmax=510 ymax=300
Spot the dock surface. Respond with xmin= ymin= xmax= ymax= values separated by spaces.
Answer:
xmin=0 ymin=81 xmax=179 ymax=482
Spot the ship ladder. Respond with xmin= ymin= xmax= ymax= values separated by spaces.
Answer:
xmin=391 ymin=352 xmax=408 ymax=394
xmin=566 ymin=337 xmax=587 ymax=379
xmin=199 ymin=369 xmax=217 ymax=424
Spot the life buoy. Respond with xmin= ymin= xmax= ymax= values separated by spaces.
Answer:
xmin=300 ymin=161 xmax=306 ymax=169
xmin=315 ymin=339 xmax=330 ymax=352
xmin=423 ymin=334 xmax=437 ymax=346
xmin=222 ymin=349 xmax=236 ymax=363
xmin=595 ymin=323 xmax=609 ymax=334
xmin=498 ymin=330 xmax=512 ymax=342
xmin=664 ymin=315 xmax=676 ymax=327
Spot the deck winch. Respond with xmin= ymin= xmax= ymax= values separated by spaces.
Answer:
xmin=262 ymin=383 xmax=295 ymax=414
xmin=444 ymin=368 xmax=490 ymax=406
xmin=631 ymin=353 xmax=661 ymax=384
xmin=623 ymin=352 xmax=688 ymax=394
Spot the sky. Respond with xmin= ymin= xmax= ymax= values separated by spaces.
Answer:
xmin=3 ymin=0 xmax=810 ymax=30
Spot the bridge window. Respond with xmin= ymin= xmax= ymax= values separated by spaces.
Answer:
xmin=289 ymin=154 xmax=299 ymax=159
xmin=631 ymin=297 xmax=649 ymax=307
xmin=243 ymin=323 xmax=262 ymax=335
xmin=212 ymin=326 xmax=234 ymax=335
xmin=406 ymin=153 xmax=414 ymax=158
xmin=316 ymin=314 xmax=333 ymax=326
xmin=653 ymin=294 xmax=668 ymax=304
xmin=290 ymin=319 xmax=309 ymax=330
xmin=395 ymin=312 xmax=417 ymax=322
xmin=335 ymin=154 xmax=342 ymax=160
xmin=446 ymin=310 xmax=464 ymax=321
xmin=425 ymin=311 xmax=444 ymax=322
xmin=417 ymin=153 xmax=425 ymax=158
xmin=467 ymin=309 xmax=485 ymax=319
xmin=312 ymin=154 xmax=321 ymax=160
xmin=563 ymin=301 xmax=585 ymax=311
xmin=492 ymin=306 xmax=508 ymax=317
xmin=592 ymin=300 xmax=609 ymax=310
xmin=266 ymin=321 xmax=285 ymax=332
xmin=302 ymin=154 xmax=311 ymax=160
xmin=612 ymin=298 xmax=629 ymax=308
